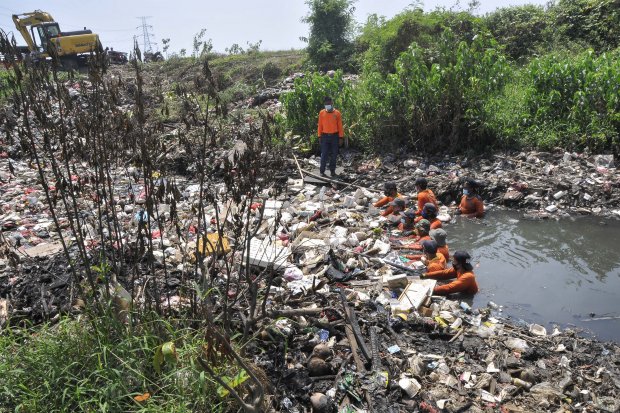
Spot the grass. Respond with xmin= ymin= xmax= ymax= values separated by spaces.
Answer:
xmin=144 ymin=50 xmax=305 ymax=122
xmin=0 ymin=314 xmax=230 ymax=413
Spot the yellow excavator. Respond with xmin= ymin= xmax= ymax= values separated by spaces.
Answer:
xmin=12 ymin=10 xmax=103 ymax=70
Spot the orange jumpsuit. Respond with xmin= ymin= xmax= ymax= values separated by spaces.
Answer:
xmin=402 ymin=235 xmax=431 ymax=250
xmin=375 ymin=193 xmax=402 ymax=217
xmin=437 ymin=245 xmax=450 ymax=261
xmin=414 ymin=216 xmax=442 ymax=229
xmin=405 ymin=245 xmax=450 ymax=262
xmin=416 ymin=189 xmax=437 ymax=215
xmin=425 ymin=267 xmax=479 ymax=295
xmin=425 ymin=253 xmax=447 ymax=272
xmin=459 ymin=195 xmax=484 ymax=218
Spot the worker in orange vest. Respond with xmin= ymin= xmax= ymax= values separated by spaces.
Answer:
xmin=374 ymin=182 xmax=402 ymax=216
xmin=457 ymin=178 xmax=485 ymax=218
xmin=422 ymin=251 xmax=479 ymax=296
xmin=420 ymin=240 xmax=447 ymax=272
xmin=414 ymin=177 xmax=437 ymax=216
xmin=398 ymin=209 xmax=416 ymax=233
xmin=430 ymin=228 xmax=450 ymax=261
xmin=317 ymin=96 xmax=344 ymax=178
xmin=415 ymin=203 xmax=442 ymax=229
xmin=401 ymin=219 xmax=431 ymax=250
xmin=385 ymin=198 xmax=406 ymax=225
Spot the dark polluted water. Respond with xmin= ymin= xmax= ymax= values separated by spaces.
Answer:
xmin=447 ymin=210 xmax=620 ymax=342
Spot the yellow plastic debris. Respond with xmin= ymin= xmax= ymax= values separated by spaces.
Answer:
xmin=197 ymin=233 xmax=231 ymax=256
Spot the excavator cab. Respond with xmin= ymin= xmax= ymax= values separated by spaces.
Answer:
xmin=32 ymin=22 xmax=61 ymax=52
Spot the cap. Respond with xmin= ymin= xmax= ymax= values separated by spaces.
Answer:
xmin=429 ymin=228 xmax=447 ymax=246
xmin=389 ymin=198 xmax=406 ymax=208
xmin=464 ymin=178 xmax=479 ymax=188
xmin=453 ymin=251 xmax=471 ymax=262
xmin=401 ymin=209 xmax=416 ymax=219
xmin=421 ymin=239 xmax=437 ymax=254
xmin=415 ymin=219 xmax=431 ymax=232
xmin=423 ymin=203 xmax=437 ymax=213
xmin=384 ymin=182 xmax=397 ymax=191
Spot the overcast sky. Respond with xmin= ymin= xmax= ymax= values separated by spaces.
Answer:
xmin=1 ymin=1 xmax=549 ymax=55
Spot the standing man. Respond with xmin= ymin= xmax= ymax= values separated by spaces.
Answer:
xmin=317 ymin=96 xmax=344 ymax=178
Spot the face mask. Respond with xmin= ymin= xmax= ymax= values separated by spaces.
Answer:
xmin=325 ymin=105 xmax=333 ymax=111
xmin=463 ymin=189 xmax=470 ymax=195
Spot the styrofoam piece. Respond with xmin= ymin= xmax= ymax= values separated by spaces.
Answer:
xmin=398 ymin=279 xmax=437 ymax=310
xmin=438 ymin=213 xmax=451 ymax=222
xmin=343 ymin=195 xmax=356 ymax=208
xmin=292 ymin=238 xmax=328 ymax=252
xmin=264 ymin=200 xmax=283 ymax=209
xmin=373 ymin=239 xmax=391 ymax=255
xmin=333 ymin=226 xmax=348 ymax=237
xmin=247 ymin=237 xmax=290 ymax=270
xmin=529 ymin=324 xmax=547 ymax=336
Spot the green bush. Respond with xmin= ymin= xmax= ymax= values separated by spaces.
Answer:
xmin=0 ymin=69 xmax=11 ymax=101
xmin=551 ymin=0 xmax=620 ymax=52
xmin=485 ymin=5 xmax=553 ymax=61
xmin=357 ymin=9 xmax=483 ymax=74
xmin=282 ymin=70 xmax=354 ymax=147
xmin=514 ymin=50 xmax=620 ymax=150
xmin=260 ymin=61 xmax=282 ymax=84
xmin=360 ymin=30 xmax=510 ymax=151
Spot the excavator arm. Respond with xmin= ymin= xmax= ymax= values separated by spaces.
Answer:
xmin=12 ymin=10 xmax=55 ymax=52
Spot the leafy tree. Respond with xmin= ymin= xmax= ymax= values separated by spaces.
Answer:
xmin=485 ymin=5 xmax=552 ymax=61
xmin=225 ymin=43 xmax=245 ymax=55
xmin=302 ymin=0 xmax=356 ymax=71
xmin=247 ymin=40 xmax=262 ymax=54
xmin=161 ymin=38 xmax=171 ymax=58
xmin=192 ymin=29 xmax=213 ymax=58
xmin=356 ymin=9 xmax=483 ymax=74
xmin=551 ymin=0 xmax=620 ymax=52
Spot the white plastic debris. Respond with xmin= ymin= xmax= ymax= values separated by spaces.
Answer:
xmin=283 ymin=265 xmax=304 ymax=282
xmin=505 ymin=337 xmax=529 ymax=351
xmin=529 ymin=323 xmax=547 ymax=336
xmin=398 ymin=377 xmax=421 ymax=398
xmin=373 ymin=239 xmax=391 ymax=255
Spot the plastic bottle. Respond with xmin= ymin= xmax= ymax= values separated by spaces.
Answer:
xmin=512 ymin=378 xmax=532 ymax=390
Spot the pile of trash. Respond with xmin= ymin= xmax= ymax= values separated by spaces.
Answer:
xmin=318 ymin=150 xmax=620 ymax=220
xmin=228 ymin=160 xmax=619 ymax=412
xmin=1 ymin=144 xmax=619 ymax=411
